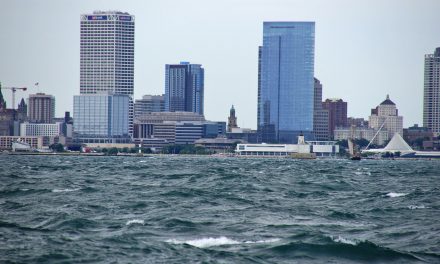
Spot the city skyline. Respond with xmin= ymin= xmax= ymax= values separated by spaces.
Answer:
xmin=1 ymin=0 xmax=440 ymax=128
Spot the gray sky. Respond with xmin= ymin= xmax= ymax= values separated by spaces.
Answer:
xmin=1 ymin=0 xmax=439 ymax=128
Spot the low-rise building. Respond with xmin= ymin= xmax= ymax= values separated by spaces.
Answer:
xmin=334 ymin=126 xmax=388 ymax=146
xmin=0 ymin=136 xmax=44 ymax=150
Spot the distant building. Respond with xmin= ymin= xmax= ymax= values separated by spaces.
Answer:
xmin=322 ymin=98 xmax=347 ymax=139
xmin=133 ymin=112 xmax=225 ymax=150
xmin=134 ymin=95 xmax=165 ymax=117
xmin=403 ymin=124 xmax=434 ymax=150
xmin=226 ymin=127 xmax=258 ymax=144
xmin=347 ymin=117 xmax=368 ymax=128
xmin=257 ymin=22 xmax=315 ymax=143
xmin=28 ymin=93 xmax=55 ymax=123
xmin=313 ymin=78 xmax=329 ymax=140
xmin=369 ymin=95 xmax=403 ymax=140
xmin=334 ymin=126 xmax=388 ymax=146
xmin=73 ymin=94 xmax=130 ymax=143
xmin=165 ymin=62 xmax=204 ymax=115
xmin=195 ymin=137 xmax=245 ymax=152
xmin=0 ymin=96 xmax=27 ymax=136
xmin=227 ymin=105 xmax=238 ymax=132
xmin=80 ymin=11 xmax=135 ymax=135
xmin=423 ymin=47 xmax=440 ymax=136
xmin=0 ymin=136 xmax=44 ymax=150
xmin=20 ymin=122 xmax=64 ymax=137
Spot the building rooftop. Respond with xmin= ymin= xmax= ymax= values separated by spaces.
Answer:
xmin=380 ymin=94 xmax=395 ymax=106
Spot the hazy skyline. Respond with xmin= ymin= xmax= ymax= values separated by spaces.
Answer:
xmin=1 ymin=0 xmax=439 ymax=128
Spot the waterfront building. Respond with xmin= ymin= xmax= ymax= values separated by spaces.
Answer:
xmin=165 ymin=62 xmax=204 ymax=115
xmin=134 ymin=95 xmax=165 ymax=117
xmin=227 ymin=105 xmax=238 ymax=132
xmin=73 ymin=94 xmax=130 ymax=143
xmin=322 ymin=98 xmax=347 ymax=139
xmin=369 ymin=95 xmax=403 ymax=140
xmin=80 ymin=11 xmax=135 ymax=135
xmin=28 ymin=93 xmax=55 ymax=123
xmin=0 ymin=136 xmax=44 ymax=150
xmin=334 ymin=126 xmax=388 ymax=146
xmin=423 ymin=47 xmax=440 ymax=136
xmin=236 ymin=135 xmax=339 ymax=157
xmin=257 ymin=22 xmax=315 ymax=143
xmin=403 ymin=124 xmax=434 ymax=150
xmin=313 ymin=78 xmax=330 ymax=141
xmin=195 ymin=137 xmax=245 ymax=152
xmin=133 ymin=112 xmax=225 ymax=150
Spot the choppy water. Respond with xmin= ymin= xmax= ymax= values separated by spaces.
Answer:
xmin=1 ymin=155 xmax=439 ymax=263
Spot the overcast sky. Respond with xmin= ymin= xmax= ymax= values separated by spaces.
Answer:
xmin=1 ymin=0 xmax=439 ymax=128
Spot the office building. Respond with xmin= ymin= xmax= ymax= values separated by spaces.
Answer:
xmin=369 ymin=95 xmax=403 ymax=140
xmin=134 ymin=95 xmax=165 ymax=117
xmin=73 ymin=94 xmax=130 ymax=143
xmin=257 ymin=22 xmax=315 ymax=143
xmin=80 ymin=11 xmax=135 ymax=135
xmin=423 ymin=47 xmax=440 ymax=136
xmin=20 ymin=122 xmax=63 ymax=137
xmin=322 ymin=98 xmax=347 ymax=139
xmin=28 ymin=93 xmax=55 ymax=123
xmin=313 ymin=78 xmax=329 ymax=140
xmin=165 ymin=62 xmax=204 ymax=115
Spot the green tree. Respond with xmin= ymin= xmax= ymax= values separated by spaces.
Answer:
xmin=107 ymin=147 xmax=118 ymax=155
xmin=49 ymin=143 xmax=64 ymax=152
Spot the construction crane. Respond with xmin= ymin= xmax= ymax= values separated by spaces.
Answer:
xmin=2 ymin=87 xmax=27 ymax=109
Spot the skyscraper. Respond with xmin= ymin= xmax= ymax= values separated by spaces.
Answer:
xmin=257 ymin=22 xmax=315 ymax=143
xmin=165 ymin=62 xmax=204 ymax=115
xmin=313 ymin=78 xmax=329 ymax=141
xmin=79 ymin=11 xmax=134 ymax=135
xmin=228 ymin=105 xmax=238 ymax=132
xmin=28 ymin=93 xmax=55 ymax=123
xmin=423 ymin=47 xmax=440 ymax=136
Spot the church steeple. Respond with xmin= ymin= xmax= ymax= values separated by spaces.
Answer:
xmin=228 ymin=105 xmax=238 ymax=132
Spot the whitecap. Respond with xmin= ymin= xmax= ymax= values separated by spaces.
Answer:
xmin=386 ymin=192 xmax=408 ymax=198
xmin=408 ymin=205 xmax=426 ymax=210
xmin=126 ymin=219 xmax=144 ymax=226
xmin=330 ymin=235 xmax=358 ymax=245
xmin=166 ymin=236 xmax=279 ymax=248
xmin=52 ymin=188 xmax=80 ymax=193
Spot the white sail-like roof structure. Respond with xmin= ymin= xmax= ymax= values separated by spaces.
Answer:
xmin=383 ymin=133 xmax=413 ymax=152
xmin=362 ymin=133 xmax=414 ymax=154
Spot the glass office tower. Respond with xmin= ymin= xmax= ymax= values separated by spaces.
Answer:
xmin=258 ymin=22 xmax=315 ymax=143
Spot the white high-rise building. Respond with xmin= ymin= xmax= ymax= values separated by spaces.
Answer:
xmin=369 ymin=95 xmax=403 ymax=140
xmin=423 ymin=48 xmax=440 ymax=136
xmin=79 ymin=11 xmax=134 ymax=135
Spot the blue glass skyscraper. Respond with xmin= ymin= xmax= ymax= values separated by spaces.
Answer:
xmin=258 ymin=22 xmax=315 ymax=143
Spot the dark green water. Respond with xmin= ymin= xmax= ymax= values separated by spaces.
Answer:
xmin=0 ymin=155 xmax=439 ymax=263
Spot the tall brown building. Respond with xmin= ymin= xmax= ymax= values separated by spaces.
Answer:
xmin=322 ymin=98 xmax=347 ymax=139
xmin=28 ymin=93 xmax=55 ymax=123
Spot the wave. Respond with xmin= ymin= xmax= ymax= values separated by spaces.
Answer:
xmin=386 ymin=192 xmax=408 ymax=198
xmin=166 ymin=236 xmax=280 ymax=248
xmin=408 ymin=205 xmax=426 ymax=210
xmin=52 ymin=188 xmax=80 ymax=193
xmin=269 ymin=239 xmax=423 ymax=262
xmin=126 ymin=219 xmax=144 ymax=226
